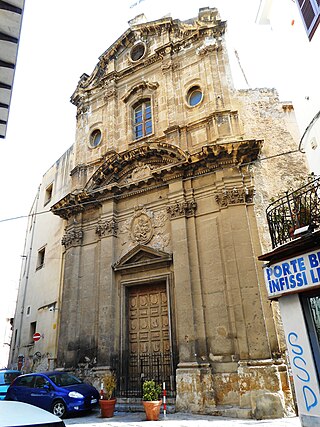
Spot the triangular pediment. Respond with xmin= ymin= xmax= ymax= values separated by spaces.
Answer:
xmin=113 ymin=244 xmax=172 ymax=271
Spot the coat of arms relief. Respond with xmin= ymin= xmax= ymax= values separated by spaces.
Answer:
xmin=119 ymin=205 xmax=170 ymax=254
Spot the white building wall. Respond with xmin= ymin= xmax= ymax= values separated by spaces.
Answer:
xmin=9 ymin=147 xmax=73 ymax=371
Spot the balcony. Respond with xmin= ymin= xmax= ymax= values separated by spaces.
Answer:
xmin=266 ymin=177 xmax=320 ymax=248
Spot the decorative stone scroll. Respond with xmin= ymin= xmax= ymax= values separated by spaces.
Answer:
xmin=61 ymin=229 xmax=83 ymax=248
xmin=215 ymin=187 xmax=254 ymax=208
xmin=166 ymin=200 xmax=197 ymax=219
xmin=96 ymin=219 xmax=118 ymax=237
xmin=196 ymin=36 xmax=221 ymax=55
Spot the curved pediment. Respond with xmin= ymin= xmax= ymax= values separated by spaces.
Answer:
xmin=51 ymin=139 xmax=262 ymax=220
xmin=84 ymin=142 xmax=189 ymax=192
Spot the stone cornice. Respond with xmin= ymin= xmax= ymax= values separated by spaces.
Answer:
xmin=51 ymin=140 xmax=261 ymax=219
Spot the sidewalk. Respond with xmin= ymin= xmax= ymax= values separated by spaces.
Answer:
xmin=64 ymin=410 xmax=301 ymax=426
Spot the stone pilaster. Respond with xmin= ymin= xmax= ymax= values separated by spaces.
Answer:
xmin=96 ymin=208 xmax=118 ymax=366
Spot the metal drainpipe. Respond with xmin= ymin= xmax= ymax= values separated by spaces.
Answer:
xmin=15 ymin=185 xmax=41 ymax=363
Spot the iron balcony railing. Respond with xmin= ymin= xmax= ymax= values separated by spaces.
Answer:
xmin=266 ymin=177 xmax=320 ymax=248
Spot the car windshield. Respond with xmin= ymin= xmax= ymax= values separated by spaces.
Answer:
xmin=0 ymin=372 xmax=20 ymax=386
xmin=47 ymin=373 xmax=82 ymax=387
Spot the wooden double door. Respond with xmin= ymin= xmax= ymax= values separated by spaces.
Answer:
xmin=128 ymin=282 xmax=170 ymax=356
xmin=122 ymin=282 xmax=175 ymax=397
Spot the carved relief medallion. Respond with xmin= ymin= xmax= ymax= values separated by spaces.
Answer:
xmin=119 ymin=206 xmax=170 ymax=253
xmin=130 ymin=207 xmax=153 ymax=244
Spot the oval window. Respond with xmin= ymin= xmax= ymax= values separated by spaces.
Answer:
xmin=187 ymin=86 xmax=203 ymax=107
xmin=90 ymin=129 xmax=102 ymax=148
xmin=130 ymin=42 xmax=146 ymax=62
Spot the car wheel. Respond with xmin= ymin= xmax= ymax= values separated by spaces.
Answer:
xmin=52 ymin=400 xmax=67 ymax=418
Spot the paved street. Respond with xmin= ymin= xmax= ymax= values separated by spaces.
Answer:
xmin=64 ymin=409 xmax=301 ymax=426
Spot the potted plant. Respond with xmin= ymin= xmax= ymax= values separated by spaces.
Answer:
xmin=142 ymin=380 xmax=162 ymax=421
xmin=99 ymin=372 xmax=117 ymax=418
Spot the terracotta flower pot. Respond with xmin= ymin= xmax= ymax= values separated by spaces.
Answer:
xmin=143 ymin=400 xmax=162 ymax=421
xmin=99 ymin=398 xmax=116 ymax=418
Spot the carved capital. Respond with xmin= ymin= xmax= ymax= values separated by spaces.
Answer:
xmin=61 ymin=229 xmax=83 ymax=248
xmin=96 ymin=219 xmax=118 ymax=237
xmin=215 ymin=187 xmax=254 ymax=208
xmin=167 ymin=200 xmax=197 ymax=219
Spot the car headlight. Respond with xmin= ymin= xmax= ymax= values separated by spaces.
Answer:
xmin=68 ymin=391 xmax=84 ymax=399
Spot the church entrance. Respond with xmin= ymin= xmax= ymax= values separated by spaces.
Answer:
xmin=116 ymin=281 xmax=176 ymax=398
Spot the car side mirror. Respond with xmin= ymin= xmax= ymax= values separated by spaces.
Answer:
xmin=43 ymin=384 xmax=50 ymax=391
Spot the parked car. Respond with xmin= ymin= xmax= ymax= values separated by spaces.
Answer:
xmin=0 ymin=369 xmax=21 ymax=400
xmin=0 ymin=401 xmax=65 ymax=426
xmin=5 ymin=371 xmax=100 ymax=418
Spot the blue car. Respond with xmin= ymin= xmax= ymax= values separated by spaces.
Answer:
xmin=0 ymin=370 xmax=21 ymax=400
xmin=5 ymin=371 xmax=100 ymax=418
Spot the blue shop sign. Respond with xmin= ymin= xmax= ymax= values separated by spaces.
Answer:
xmin=264 ymin=249 xmax=320 ymax=298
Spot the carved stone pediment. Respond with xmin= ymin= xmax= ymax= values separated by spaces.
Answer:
xmin=122 ymin=81 xmax=159 ymax=104
xmin=113 ymin=244 xmax=172 ymax=271
xmin=70 ymin=8 xmax=226 ymax=110
xmin=51 ymin=139 xmax=262 ymax=220
xmin=83 ymin=143 xmax=188 ymax=192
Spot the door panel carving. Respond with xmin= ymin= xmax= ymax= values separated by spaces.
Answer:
xmin=129 ymin=283 xmax=169 ymax=357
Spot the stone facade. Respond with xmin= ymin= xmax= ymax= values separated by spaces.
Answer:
xmin=9 ymin=7 xmax=308 ymax=419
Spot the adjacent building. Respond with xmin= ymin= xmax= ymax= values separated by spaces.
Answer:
xmin=256 ymin=2 xmax=320 ymax=426
xmin=8 ymin=8 xmax=308 ymax=419
xmin=0 ymin=0 xmax=25 ymax=139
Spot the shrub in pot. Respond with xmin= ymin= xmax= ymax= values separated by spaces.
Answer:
xmin=99 ymin=373 xmax=117 ymax=418
xmin=142 ymin=380 xmax=162 ymax=421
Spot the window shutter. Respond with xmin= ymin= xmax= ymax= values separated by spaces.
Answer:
xmin=296 ymin=0 xmax=320 ymax=40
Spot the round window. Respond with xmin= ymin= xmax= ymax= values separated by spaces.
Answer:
xmin=90 ymin=129 xmax=102 ymax=148
xmin=187 ymin=86 xmax=203 ymax=107
xmin=130 ymin=42 xmax=146 ymax=62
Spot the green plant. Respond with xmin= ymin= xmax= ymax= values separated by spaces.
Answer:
xmin=142 ymin=380 xmax=162 ymax=401
xmin=101 ymin=373 xmax=116 ymax=400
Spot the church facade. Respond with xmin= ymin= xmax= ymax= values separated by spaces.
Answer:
xmin=9 ymin=8 xmax=307 ymax=419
